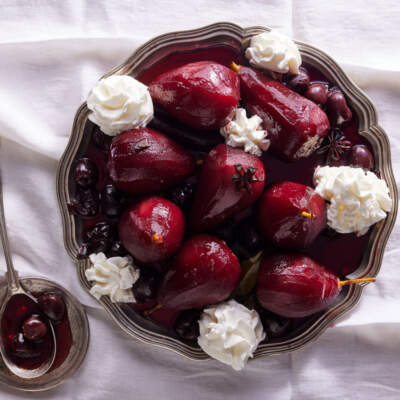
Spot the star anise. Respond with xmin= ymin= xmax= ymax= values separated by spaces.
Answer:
xmin=232 ymin=164 xmax=260 ymax=194
xmin=317 ymin=128 xmax=351 ymax=162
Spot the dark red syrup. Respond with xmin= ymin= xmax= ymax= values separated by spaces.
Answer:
xmin=75 ymin=45 xmax=374 ymax=329
xmin=1 ymin=292 xmax=72 ymax=372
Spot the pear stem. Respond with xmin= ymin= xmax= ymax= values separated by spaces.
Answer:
xmin=301 ymin=211 xmax=314 ymax=219
xmin=338 ymin=277 xmax=376 ymax=288
xmin=231 ymin=62 xmax=241 ymax=73
xmin=143 ymin=303 xmax=162 ymax=317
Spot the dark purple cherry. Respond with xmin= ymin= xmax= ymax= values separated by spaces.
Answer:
xmin=348 ymin=144 xmax=374 ymax=170
xmin=10 ymin=333 xmax=40 ymax=359
xmin=326 ymin=89 xmax=352 ymax=126
xmin=132 ymin=268 xmax=160 ymax=303
xmin=73 ymin=158 xmax=98 ymax=188
xmin=109 ymin=240 xmax=127 ymax=257
xmin=38 ymin=292 xmax=66 ymax=322
xmin=306 ymin=83 xmax=329 ymax=106
xmin=286 ymin=67 xmax=310 ymax=94
xmin=92 ymin=129 xmax=112 ymax=151
xmin=167 ymin=182 xmax=196 ymax=211
xmin=101 ymin=184 xmax=124 ymax=218
xmin=78 ymin=221 xmax=115 ymax=257
xmin=22 ymin=315 xmax=47 ymax=342
xmin=235 ymin=218 xmax=265 ymax=259
xmin=174 ymin=309 xmax=201 ymax=341
xmin=258 ymin=309 xmax=291 ymax=339
xmin=68 ymin=187 xmax=99 ymax=217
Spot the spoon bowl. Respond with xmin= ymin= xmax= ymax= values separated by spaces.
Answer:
xmin=0 ymin=289 xmax=57 ymax=379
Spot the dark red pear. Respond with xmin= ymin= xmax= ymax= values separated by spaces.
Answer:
xmin=257 ymin=253 xmax=375 ymax=318
xmin=233 ymin=64 xmax=330 ymax=161
xmin=119 ymin=197 xmax=185 ymax=265
xmin=258 ymin=181 xmax=326 ymax=250
xmin=190 ymin=144 xmax=265 ymax=232
xmin=149 ymin=61 xmax=240 ymax=130
xmin=108 ymin=128 xmax=195 ymax=194
xmin=154 ymin=235 xmax=240 ymax=312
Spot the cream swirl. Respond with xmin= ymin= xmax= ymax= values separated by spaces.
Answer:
xmin=314 ymin=166 xmax=392 ymax=235
xmin=87 ymin=75 xmax=153 ymax=136
xmin=198 ymin=300 xmax=265 ymax=371
xmin=86 ymin=253 xmax=140 ymax=303
xmin=245 ymin=31 xmax=302 ymax=74
xmin=220 ymin=108 xmax=270 ymax=157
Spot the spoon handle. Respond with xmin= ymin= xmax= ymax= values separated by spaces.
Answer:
xmin=0 ymin=142 xmax=20 ymax=291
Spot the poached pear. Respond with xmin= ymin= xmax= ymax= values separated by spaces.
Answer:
xmin=149 ymin=61 xmax=240 ymax=130
xmin=258 ymin=181 xmax=326 ymax=250
xmin=257 ymin=253 xmax=375 ymax=318
xmin=108 ymin=128 xmax=195 ymax=194
xmin=234 ymin=64 xmax=330 ymax=161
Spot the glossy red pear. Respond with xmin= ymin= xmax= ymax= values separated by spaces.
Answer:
xmin=155 ymin=235 xmax=241 ymax=312
xmin=234 ymin=64 xmax=330 ymax=161
xmin=190 ymin=144 xmax=265 ymax=232
xmin=108 ymin=128 xmax=195 ymax=194
xmin=119 ymin=197 xmax=185 ymax=264
xmin=257 ymin=253 xmax=375 ymax=318
xmin=149 ymin=61 xmax=240 ymax=130
xmin=258 ymin=181 xmax=326 ymax=250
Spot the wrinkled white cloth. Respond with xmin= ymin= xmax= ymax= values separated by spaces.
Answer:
xmin=0 ymin=0 xmax=399 ymax=399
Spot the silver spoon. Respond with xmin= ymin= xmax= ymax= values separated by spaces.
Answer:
xmin=0 ymin=170 xmax=56 ymax=379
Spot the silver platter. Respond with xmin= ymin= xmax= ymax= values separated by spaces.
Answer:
xmin=56 ymin=23 xmax=398 ymax=361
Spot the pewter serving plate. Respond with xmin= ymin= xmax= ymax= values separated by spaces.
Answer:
xmin=57 ymin=23 xmax=398 ymax=361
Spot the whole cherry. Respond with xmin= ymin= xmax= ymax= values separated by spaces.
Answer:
xmin=286 ymin=67 xmax=310 ymax=93
xmin=306 ymin=83 xmax=329 ymax=106
xmin=22 ymin=315 xmax=48 ymax=342
xmin=326 ymin=88 xmax=352 ymax=126
xmin=73 ymin=158 xmax=98 ymax=188
xmin=174 ymin=309 xmax=201 ymax=341
xmin=38 ymin=292 xmax=66 ymax=322
xmin=348 ymin=144 xmax=374 ymax=170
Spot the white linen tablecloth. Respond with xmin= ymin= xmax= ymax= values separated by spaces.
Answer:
xmin=0 ymin=1 xmax=399 ymax=399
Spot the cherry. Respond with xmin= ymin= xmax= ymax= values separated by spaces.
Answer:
xmin=286 ymin=67 xmax=310 ymax=94
xmin=235 ymin=218 xmax=265 ymax=259
xmin=326 ymin=88 xmax=352 ymax=126
xmin=109 ymin=240 xmax=127 ymax=257
xmin=68 ymin=187 xmax=99 ymax=217
xmin=132 ymin=267 xmax=160 ymax=303
xmin=101 ymin=184 xmax=124 ymax=218
xmin=166 ymin=181 xmax=196 ymax=212
xmin=10 ymin=333 xmax=40 ymax=359
xmin=37 ymin=292 xmax=66 ymax=322
xmin=348 ymin=144 xmax=374 ymax=170
xmin=22 ymin=315 xmax=47 ymax=342
xmin=73 ymin=158 xmax=98 ymax=188
xmin=78 ymin=221 xmax=118 ymax=257
xmin=306 ymin=83 xmax=329 ymax=106
xmin=258 ymin=309 xmax=291 ymax=339
xmin=174 ymin=309 xmax=201 ymax=341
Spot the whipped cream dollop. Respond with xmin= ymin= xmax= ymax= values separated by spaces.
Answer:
xmin=85 ymin=253 xmax=140 ymax=303
xmin=314 ymin=166 xmax=392 ymax=235
xmin=220 ymin=108 xmax=270 ymax=157
xmin=245 ymin=31 xmax=302 ymax=74
xmin=198 ymin=300 xmax=265 ymax=371
xmin=87 ymin=75 xmax=153 ymax=136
